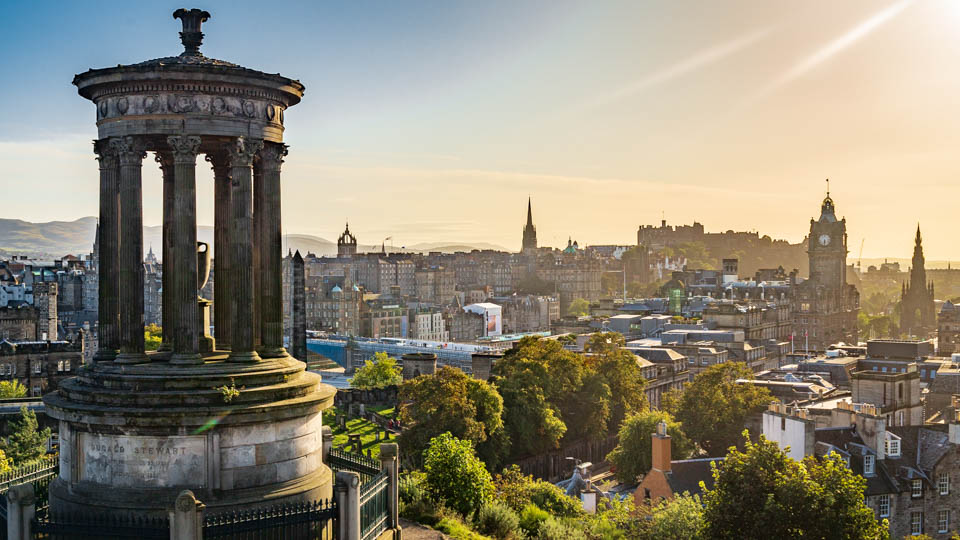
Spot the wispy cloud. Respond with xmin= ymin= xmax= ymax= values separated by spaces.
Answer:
xmin=747 ymin=0 xmax=913 ymax=103
xmin=582 ymin=26 xmax=775 ymax=110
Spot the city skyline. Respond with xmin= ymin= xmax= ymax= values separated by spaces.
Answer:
xmin=3 ymin=1 xmax=960 ymax=257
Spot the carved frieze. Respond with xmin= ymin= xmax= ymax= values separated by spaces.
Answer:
xmin=94 ymin=93 xmax=284 ymax=125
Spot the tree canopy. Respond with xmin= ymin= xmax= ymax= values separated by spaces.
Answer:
xmin=399 ymin=366 xmax=506 ymax=467
xmin=422 ymin=432 xmax=494 ymax=517
xmin=702 ymin=434 xmax=889 ymax=540
xmin=349 ymin=351 xmax=403 ymax=389
xmin=1 ymin=406 xmax=51 ymax=466
xmin=585 ymin=333 xmax=648 ymax=429
xmin=663 ymin=362 xmax=771 ymax=455
xmin=566 ymin=298 xmax=590 ymax=317
xmin=0 ymin=380 xmax=27 ymax=399
xmin=607 ymin=409 xmax=693 ymax=484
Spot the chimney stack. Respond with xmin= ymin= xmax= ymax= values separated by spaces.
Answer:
xmin=651 ymin=421 xmax=672 ymax=473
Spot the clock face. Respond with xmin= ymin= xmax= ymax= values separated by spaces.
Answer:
xmin=818 ymin=234 xmax=831 ymax=246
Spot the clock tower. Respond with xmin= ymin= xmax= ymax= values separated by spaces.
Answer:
xmin=807 ymin=191 xmax=847 ymax=293
xmin=791 ymin=186 xmax=859 ymax=350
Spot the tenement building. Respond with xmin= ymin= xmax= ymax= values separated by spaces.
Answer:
xmin=43 ymin=9 xmax=335 ymax=517
xmin=791 ymin=190 xmax=859 ymax=349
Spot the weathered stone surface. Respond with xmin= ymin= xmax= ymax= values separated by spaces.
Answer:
xmin=79 ymin=433 xmax=207 ymax=488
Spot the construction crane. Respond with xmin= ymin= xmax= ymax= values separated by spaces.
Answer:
xmin=857 ymin=238 xmax=865 ymax=269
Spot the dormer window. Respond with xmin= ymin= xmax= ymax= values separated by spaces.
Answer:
xmin=864 ymin=454 xmax=875 ymax=475
xmin=885 ymin=433 xmax=901 ymax=458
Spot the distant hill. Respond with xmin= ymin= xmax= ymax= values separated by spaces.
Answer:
xmin=0 ymin=217 xmax=510 ymax=259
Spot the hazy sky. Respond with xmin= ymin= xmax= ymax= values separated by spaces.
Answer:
xmin=2 ymin=1 xmax=959 ymax=257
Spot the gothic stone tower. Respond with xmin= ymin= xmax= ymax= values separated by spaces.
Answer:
xmin=521 ymin=197 xmax=537 ymax=253
xmin=337 ymin=222 xmax=358 ymax=258
xmin=791 ymin=189 xmax=860 ymax=349
xmin=900 ymin=226 xmax=936 ymax=336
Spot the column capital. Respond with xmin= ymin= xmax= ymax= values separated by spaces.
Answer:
xmin=155 ymin=150 xmax=175 ymax=172
xmin=93 ymin=139 xmax=119 ymax=170
xmin=226 ymin=137 xmax=263 ymax=168
xmin=111 ymin=136 xmax=147 ymax=166
xmin=167 ymin=135 xmax=202 ymax=164
xmin=257 ymin=143 xmax=288 ymax=171
xmin=204 ymin=151 xmax=230 ymax=173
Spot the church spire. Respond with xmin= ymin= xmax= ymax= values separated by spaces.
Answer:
xmin=522 ymin=197 xmax=538 ymax=253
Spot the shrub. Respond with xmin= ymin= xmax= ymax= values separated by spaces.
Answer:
xmin=494 ymin=465 xmax=581 ymax=518
xmin=435 ymin=516 xmax=494 ymax=540
xmin=423 ymin=433 xmax=494 ymax=516
xmin=475 ymin=502 xmax=521 ymax=539
xmin=537 ymin=517 xmax=586 ymax=540
xmin=518 ymin=504 xmax=550 ymax=537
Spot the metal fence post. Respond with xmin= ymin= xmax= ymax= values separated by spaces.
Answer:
xmin=336 ymin=471 xmax=361 ymax=540
xmin=169 ymin=490 xmax=203 ymax=540
xmin=380 ymin=443 xmax=399 ymax=531
xmin=6 ymin=483 xmax=35 ymax=540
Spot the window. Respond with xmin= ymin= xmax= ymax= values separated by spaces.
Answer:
xmin=877 ymin=495 xmax=890 ymax=518
xmin=886 ymin=435 xmax=901 ymax=457
xmin=912 ymin=511 xmax=924 ymax=535
xmin=913 ymin=479 xmax=923 ymax=498
xmin=864 ymin=454 xmax=875 ymax=475
xmin=940 ymin=473 xmax=950 ymax=495
xmin=939 ymin=510 xmax=949 ymax=534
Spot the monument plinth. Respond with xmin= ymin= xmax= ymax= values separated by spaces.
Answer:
xmin=44 ymin=9 xmax=334 ymax=517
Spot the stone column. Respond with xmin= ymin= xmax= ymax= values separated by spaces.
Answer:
xmin=257 ymin=143 xmax=288 ymax=357
xmin=380 ymin=443 xmax=399 ymax=531
xmin=155 ymin=151 xmax=175 ymax=355
xmin=93 ymin=139 xmax=120 ymax=361
xmin=253 ymin=159 xmax=264 ymax=349
xmin=226 ymin=137 xmax=263 ymax=363
xmin=6 ymin=483 xmax=35 ymax=540
xmin=168 ymin=135 xmax=203 ymax=365
xmin=335 ymin=471 xmax=361 ymax=540
xmin=113 ymin=136 xmax=148 ymax=364
xmin=207 ymin=152 xmax=233 ymax=351
xmin=292 ymin=249 xmax=307 ymax=361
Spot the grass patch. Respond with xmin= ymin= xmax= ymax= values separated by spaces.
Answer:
xmin=367 ymin=405 xmax=395 ymax=418
xmin=323 ymin=407 xmax=393 ymax=459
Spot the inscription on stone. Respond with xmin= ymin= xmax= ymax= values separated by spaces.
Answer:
xmin=79 ymin=433 xmax=207 ymax=488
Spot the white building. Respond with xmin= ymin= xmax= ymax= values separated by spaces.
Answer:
xmin=464 ymin=302 xmax=502 ymax=337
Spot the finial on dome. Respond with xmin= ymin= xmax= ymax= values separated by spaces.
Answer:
xmin=173 ymin=8 xmax=211 ymax=56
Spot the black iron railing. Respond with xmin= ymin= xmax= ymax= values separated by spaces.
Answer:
xmin=360 ymin=469 xmax=390 ymax=540
xmin=203 ymin=499 xmax=337 ymax=539
xmin=328 ymin=447 xmax=380 ymax=483
xmin=31 ymin=512 xmax=170 ymax=539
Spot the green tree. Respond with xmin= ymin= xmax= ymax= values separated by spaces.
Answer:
xmin=0 ymin=380 xmax=27 ymax=399
xmin=607 ymin=410 xmax=692 ymax=483
xmin=702 ymin=434 xmax=889 ymax=540
xmin=567 ymin=298 xmax=590 ymax=317
xmin=423 ymin=432 xmax=494 ymax=517
xmin=144 ymin=323 xmax=162 ymax=351
xmin=399 ymin=366 xmax=507 ymax=467
xmin=1 ymin=406 xmax=51 ymax=466
xmin=585 ymin=333 xmax=648 ymax=429
xmin=491 ymin=337 xmax=612 ymax=457
xmin=493 ymin=465 xmax=582 ymax=517
xmin=349 ymin=351 xmax=403 ymax=389
xmin=646 ymin=492 xmax=705 ymax=540
xmin=663 ymin=362 xmax=772 ymax=455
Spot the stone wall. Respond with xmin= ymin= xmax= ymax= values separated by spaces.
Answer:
xmin=510 ymin=434 xmax=618 ymax=482
xmin=334 ymin=386 xmax=398 ymax=409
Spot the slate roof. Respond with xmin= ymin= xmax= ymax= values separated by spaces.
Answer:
xmin=666 ymin=458 xmax=723 ymax=497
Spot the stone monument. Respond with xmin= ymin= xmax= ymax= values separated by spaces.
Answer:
xmin=43 ymin=8 xmax=335 ymax=516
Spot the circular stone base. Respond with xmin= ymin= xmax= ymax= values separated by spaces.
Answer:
xmin=43 ymin=351 xmax=336 ymax=518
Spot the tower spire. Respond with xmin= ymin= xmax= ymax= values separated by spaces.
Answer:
xmin=526 ymin=197 xmax=533 ymax=227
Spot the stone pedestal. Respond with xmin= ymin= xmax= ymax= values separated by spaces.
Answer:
xmin=45 ymin=352 xmax=334 ymax=517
